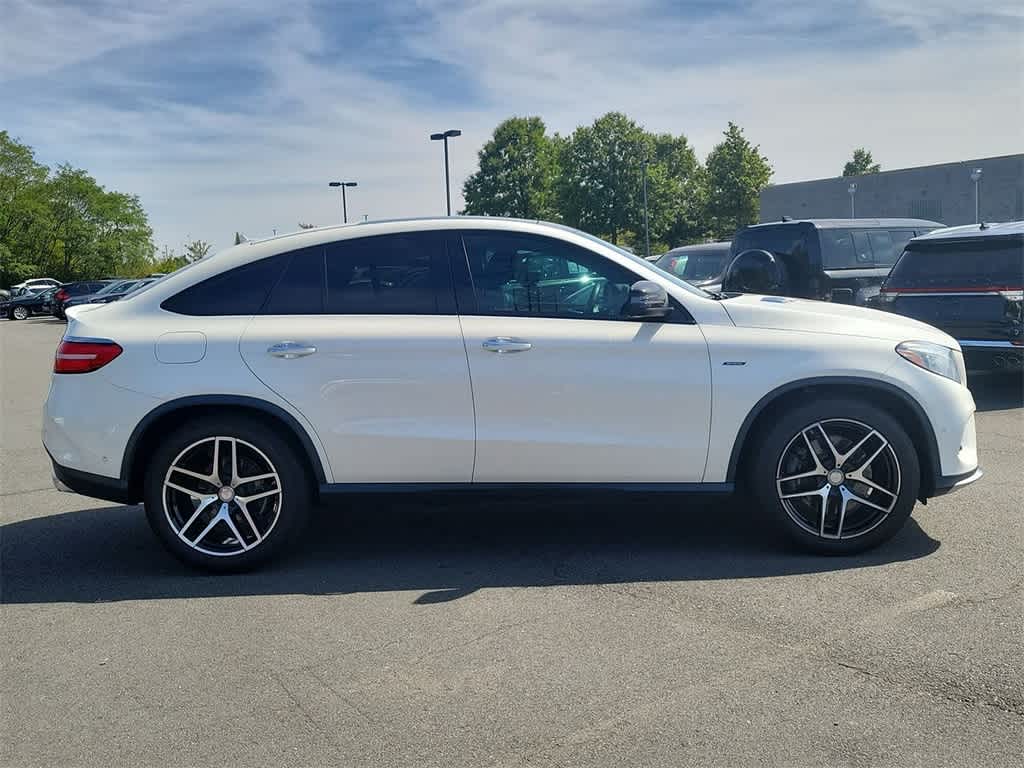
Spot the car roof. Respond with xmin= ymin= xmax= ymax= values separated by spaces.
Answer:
xmin=744 ymin=218 xmax=943 ymax=230
xmin=662 ymin=241 xmax=731 ymax=256
xmin=911 ymin=220 xmax=1024 ymax=242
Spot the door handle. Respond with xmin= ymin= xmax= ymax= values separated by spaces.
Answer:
xmin=482 ymin=337 xmax=532 ymax=353
xmin=268 ymin=341 xmax=317 ymax=359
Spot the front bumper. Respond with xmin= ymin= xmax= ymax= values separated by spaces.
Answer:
xmin=932 ymin=467 xmax=983 ymax=497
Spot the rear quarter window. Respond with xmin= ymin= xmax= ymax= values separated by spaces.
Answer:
xmin=161 ymin=254 xmax=289 ymax=316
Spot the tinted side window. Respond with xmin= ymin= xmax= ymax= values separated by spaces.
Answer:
xmin=462 ymin=231 xmax=638 ymax=320
xmin=851 ymin=231 xmax=873 ymax=265
xmin=325 ymin=232 xmax=445 ymax=314
xmin=820 ymin=229 xmax=857 ymax=268
xmin=888 ymin=230 xmax=916 ymax=263
xmin=867 ymin=230 xmax=895 ymax=266
xmin=161 ymin=255 xmax=287 ymax=316
xmin=262 ymin=247 xmax=324 ymax=314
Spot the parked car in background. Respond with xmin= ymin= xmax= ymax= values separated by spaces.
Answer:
xmin=46 ymin=217 xmax=979 ymax=571
xmin=52 ymin=280 xmax=114 ymax=319
xmin=878 ymin=221 xmax=1023 ymax=374
xmin=4 ymin=286 xmax=58 ymax=320
xmin=87 ymin=278 xmax=157 ymax=304
xmin=720 ymin=218 xmax=943 ymax=304
xmin=0 ymin=285 xmax=47 ymax=318
xmin=653 ymin=242 xmax=731 ymax=288
xmin=12 ymin=277 xmax=60 ymax=291
xmin=62 ymin=279 xmax=143 ymax=313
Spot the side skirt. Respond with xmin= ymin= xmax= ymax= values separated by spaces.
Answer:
xmin=319 ymin=482 xmax=735 ymax=497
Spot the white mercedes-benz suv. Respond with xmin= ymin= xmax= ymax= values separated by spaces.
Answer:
xmin=44 ymin=217 xmax=981 ymax=570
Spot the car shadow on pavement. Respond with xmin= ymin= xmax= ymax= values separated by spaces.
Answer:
xmin=969 ymin=374 xmax=1024 ymax=412
xmin=1 ymin=495 xmax=940 ymax=605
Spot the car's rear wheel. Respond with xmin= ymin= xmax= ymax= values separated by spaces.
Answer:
xmin=751 ymin=399 xmax=920 ymax=554
xmin=143 ymin=417 xmax=312 ymax=571
xmin=11 ymin=306 xmax=28 ymax=320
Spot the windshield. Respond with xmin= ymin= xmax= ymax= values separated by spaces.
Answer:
xmin=656 ymin=248 xmax=729 ymax=281
xmin=95 ymin=280 xmax=129 ymax=295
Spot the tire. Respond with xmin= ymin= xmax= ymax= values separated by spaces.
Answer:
xmin=143 ymin=416 xmax=312 ymax=571
xmin=11 ymin=306 xmax=28 ymax=320
xmin=749 ymin=398 xmax=920 ymax=555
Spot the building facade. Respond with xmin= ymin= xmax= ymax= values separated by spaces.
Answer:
xmin=760 ymin=154 xmax=1023 ymax=227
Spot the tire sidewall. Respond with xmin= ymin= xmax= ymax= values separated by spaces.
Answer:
xmin=143 ymin=416 xmax=312 ymax=571
xmin=751 ymin=398 xmax=921 ymax=554
xmin=12 ymin=306 xmax=27 ymax=320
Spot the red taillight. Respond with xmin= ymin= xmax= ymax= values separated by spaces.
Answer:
xmin=54 ymin=338 xmax=123 ymax=374
xmin=55 ymin=289 xmax=68 ymax=302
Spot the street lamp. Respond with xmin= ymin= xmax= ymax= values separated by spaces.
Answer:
xmin=429 ymin=129 xmax=462 ymax=215
xmin=970 ymin=168 xmax=983 ymax=224
xmin=848 ymin=182 xmax=857 ymax=218
xmin=641 ymin=157 xmax=651 ymax=260
xmin=328 ymin=181 xmax=357 ymax=223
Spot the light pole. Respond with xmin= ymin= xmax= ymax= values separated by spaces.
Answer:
xmin=970 ymin=168 xmax=982 ymax=223
xmin=430 ymin=129 xmax=462 ymax=215
xmin=641 ymin=157 xmax=651 ymax=260
xmin=848 ymin=182 xmax=857 ymax=218
xmin=328 ymin=181 xmax=357 ymax=223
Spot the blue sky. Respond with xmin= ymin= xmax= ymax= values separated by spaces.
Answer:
xmin=2 ymin=0 xmax=1022 ymax=252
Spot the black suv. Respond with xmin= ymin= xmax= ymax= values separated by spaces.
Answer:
xmin=720 ymin=218 xmax=942 ymax=304
xmin=879 ymin=222 xmax=1023 ymax=374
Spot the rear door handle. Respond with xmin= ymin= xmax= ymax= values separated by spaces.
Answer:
xmin=482 ymin=337 xmax=532 ymax=353
xmin=268 ymin=341 xmax=317 ymax=359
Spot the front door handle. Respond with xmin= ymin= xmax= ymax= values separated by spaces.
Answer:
xmin=268 ymin=341 xmax=317 ymax=359
xmin=482 ymin=337 xmax=532 ymax=353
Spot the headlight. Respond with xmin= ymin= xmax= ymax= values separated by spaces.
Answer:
xmin=896 ymin=341 xmax=966 ymax=385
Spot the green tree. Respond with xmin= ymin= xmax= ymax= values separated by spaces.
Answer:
xmin=704 ymin=122 xmax=773 ymax=239
xmin=183 ymin=239 xmax=212 ymax=262
xmin=462 ymin=116 xmax=559 ymax=219
xmin=556 ymin=112 xmax=650 ymax=244
xmin=843 ymin=148 xmax=881 ymax=177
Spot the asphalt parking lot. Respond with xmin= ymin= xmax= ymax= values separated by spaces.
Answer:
xmin=1 ymin=316 xmax=1022 ymax=767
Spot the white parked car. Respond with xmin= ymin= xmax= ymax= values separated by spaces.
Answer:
xmin=44 ymin=218 xmax=981 ymax=570
xmin=13 ymin=277 xmax=60 ymax=291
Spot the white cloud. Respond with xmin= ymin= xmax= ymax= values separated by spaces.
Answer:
xmin=1 ymin=0 xmax=1021 ymax=252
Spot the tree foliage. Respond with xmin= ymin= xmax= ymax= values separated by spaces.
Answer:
xmin=0 ymin=131 xmax=158 ymax=286
xmin=462 ymin=117 xmax=559 ymax=219
xmin=704 ymin=122 xmax=773 ymax=239
xmin=843 ymin=148 xmax=881 ymax=177
xmin=183 ymin=239 xmax=212 ymax=262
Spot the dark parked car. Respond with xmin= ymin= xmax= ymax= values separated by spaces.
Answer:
xmin=52 ymin=280 xmax=114 ymax=319
xmin=720 ymin=218 xmax=943 ymax=304
xmin=653 ymin=242 xmax=731 ymax=287
xmin=879 ymin=221 xmax=1023 ymax=374
xmin=63 ymin=279 xmax=139 ymax=312
xmin=4 ymin=286 xmax=57 ymax=320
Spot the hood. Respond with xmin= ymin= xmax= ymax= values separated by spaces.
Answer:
xmin=721 ymin=294 xmax=958 ymax=347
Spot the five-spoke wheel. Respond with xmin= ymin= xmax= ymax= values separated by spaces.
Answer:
xmin=752 ymin=399 xmax=919 ymax=554
xmin=776 ymin=419 xmax=901 ymax=540
xmin=144 ymin=417 xmax=311 ymax=570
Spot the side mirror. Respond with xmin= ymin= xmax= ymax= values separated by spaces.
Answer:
xmin=721 ymin=249 xmax=789 ymax=295
xmin=625 ymin=280 xmax=672 ymax=319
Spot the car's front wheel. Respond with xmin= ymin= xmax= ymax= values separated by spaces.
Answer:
xmin=751 ymin=398 xmax=920 ymax=554
xmin=11 ymin=306 xmax=28 ymax=320
xmin=143 ymin=417 xmax=312 ymax=571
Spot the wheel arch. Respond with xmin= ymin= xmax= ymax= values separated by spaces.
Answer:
xmin=727 ymin=377 xmax=941 ymax=500
xmin=122 ymin=395 xmax=328 ymax=499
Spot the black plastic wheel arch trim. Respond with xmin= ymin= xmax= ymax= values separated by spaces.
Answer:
xmin=725 ymin=376 xmax=942 ymax=496
xmin=120 ymin=395 xmax=329 ymax=493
